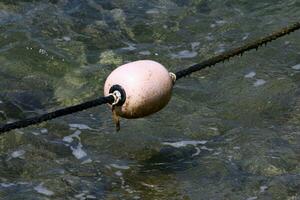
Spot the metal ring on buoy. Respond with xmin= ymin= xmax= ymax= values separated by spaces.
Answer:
xmin=108 ymin=85 xmax=126 ymax=106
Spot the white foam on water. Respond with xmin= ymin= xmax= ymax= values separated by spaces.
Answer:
xmin=0 ymin=100 xmax=3 ymax=104
xmin=242 ymin=33 xmax=250 ymax=40
xmin=291 ymin=64 xmax=300 ymax=70
xmin=162 ymin=141 xmax=213 ymax=157
xmin=121 ymin=43 xmax=136 ymax=51
xmin=110 ymin=163 xmax=130 ymax=170
xmin=215 ymin=47 xmax=225 ymax=54
xmin=115 ymin=171 xmax=123 ymax=176
xmin=70 ymin=142 xmax=87 ymax=160
xmin=13 ymin=130 xmax=24 ymax=135
xmin=146 ymin=9 xmax=159 ymax=14
xmin=260 ymin=185 xmax=268 ymax=193
xmin=246 ymin=197 xmax=258 ymax=200
xmin=11 ymin=150 xmax=26 ymax=158
xmin=18 ymin=182 xmax=29 ymax=185
xmin=216 ymin=20 xmax=227 ymax=25
xmin=1 ymin=182 xmax=30 ymax=188
xmin=244 ymin=71 xmax=256 ymax=78
xmin=125 ymin=188 xmax=134 ymax=194
xmin=201 ymin=146 xmax=214 ymax=151
xmin=63 ymin=130 xmax=90 ymax=161
xmin=63 ymin=130 xmax=81 ymax=143
xmin=69 ymin=124 xmax=92 ymax=130
xmin=38 ymin=48 xmax=49 ymax=57
xmin=205 ymin=35 xmax=214 ymax=41
xmin=40 ymin=128 xmax=48 ymax=134
xmin=75 ymin=193 xmax=86 ymax=199
xmin=162 ymin=140 xmax=207 ymax=148
xmin=139 ymin=50 xmax=151 ymax=55
xmin=253 ymin=79 xmax=266 ymax=87
xmin=31 ymin=131 xmax=40 ymax=136
xmin=34 ymin=183 xmax=54 ymax=196
xmin=1 ymin=183 xmax=15 ymax=187
xmin=63 ymin=36 xmax=71 ymax=41
xmin=63 ymin=136 xmax=73 ymax=143
xmin=141 ymin=182 xmax=156 ymax=188
xmin=191 ymin=147 xmax=201 ymax=157
xmin=171 ymin=50 xmax=197 ymax=59
xmin=191 ymin=42 xmax=200 ymax=50
xmin=86 ymin=195 xmax=97 ymax=199
xmin=81 ymin=158 xmax=92 ymax=164
xmin=213 ymin=151 xmax=221 ymax=156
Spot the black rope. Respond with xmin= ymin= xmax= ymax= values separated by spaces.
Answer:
xmin=0 ymin=96 xmax=114 ymax=134
xmin=175 ymin=22 xmax=300 ymax=79
xmin=0 ymin=22 xmax=299 ymax=134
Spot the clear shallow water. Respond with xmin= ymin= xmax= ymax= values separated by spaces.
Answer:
xmin=0 ymin=0 xmax=300 ymax=199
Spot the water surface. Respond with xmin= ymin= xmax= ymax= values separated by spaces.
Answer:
xmin=0 ymin=0 xmax=300 ymax=199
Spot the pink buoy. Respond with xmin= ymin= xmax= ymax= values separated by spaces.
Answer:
xmin=104 ymin=60 xmax=174 ymax=119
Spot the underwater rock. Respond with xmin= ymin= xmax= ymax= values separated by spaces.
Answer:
xmin=54 ymin=64 xmax=108 ymax=105
xmin=0 ymin=154 xmax=26 ymax=178
xmin=4 ymin=91 xmax=44 ymax=110
xmin=142 ymin=145 xmax=200 ymax=171
xmin=210 ymin=73 xmax=297 ymax=126
xmin=99 ymin=50 xmax=123 ymax=66
xmin=0 ymin=111 xmax=7 ymax=121
xmin=0 ymin=99 xmax=25 ymax=120
xmin=111 ymin=8 xmax=135 ymax=39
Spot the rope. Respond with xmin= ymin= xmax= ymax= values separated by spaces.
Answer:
xmin=0 ymin=22 xmax=299 ymax=134
xmin=0 ymin=96 xmax=114 ymax=134
xmin=175 ymin=22 xmax=300 ymax=79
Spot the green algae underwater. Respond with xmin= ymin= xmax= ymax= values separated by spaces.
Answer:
xmin=0 ymin=0 xmax=300 ymax=199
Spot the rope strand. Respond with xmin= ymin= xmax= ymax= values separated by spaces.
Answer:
xmin=175 ymin=22 xmax=300 ymax=79
xmin=0 ymin=96 xmax=114 ymax=134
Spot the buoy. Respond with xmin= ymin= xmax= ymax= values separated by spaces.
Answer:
xmin=104 ymin=60 xmax=175 ymax=130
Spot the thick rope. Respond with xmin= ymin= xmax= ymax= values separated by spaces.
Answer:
xmin=0 ymin=96 xmax=114 ymax=134
xmin=0 ymin=22 xmax=299 ymax=134
xmin=175 ymin=22 xmax=300 ymax=79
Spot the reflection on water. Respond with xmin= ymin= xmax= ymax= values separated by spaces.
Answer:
xmin=0 ymin=0 xmax=300 ymax=199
